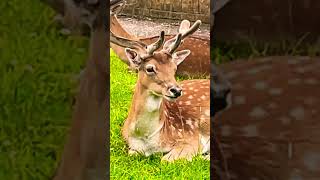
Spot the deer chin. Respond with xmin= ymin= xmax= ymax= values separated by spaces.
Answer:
xmin=164 ymin=95 xmax=179 ymax=102
xmin=148 ymin=90 xmax=163 ymax=97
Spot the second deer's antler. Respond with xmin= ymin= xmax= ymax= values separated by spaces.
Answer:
xmin=163 ymin=20 xmax=202 ymax=54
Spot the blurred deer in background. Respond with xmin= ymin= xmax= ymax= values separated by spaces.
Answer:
xmin=47 ymin=1 xmax=116 ymax=179
xmin=114 ymin=19 xmax=211 ymax=162
xmin=212 ymin=56 xmax=320 ymax=179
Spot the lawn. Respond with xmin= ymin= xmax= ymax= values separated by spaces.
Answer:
xmin=110 ymin=50 xmax=210 ymax=179
xmin=0 ymin=0 xmax=88 ymax=179
xmin=4 ymin=1 xmax=318 ymax=180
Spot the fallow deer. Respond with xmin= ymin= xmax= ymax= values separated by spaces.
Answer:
xmin=42 ymin=0 xmax=210 ymax=76
xmin=117 ymin=19 xmax=211 ymax=162
xmin=213 ymin=56 xmax=320 ymax=179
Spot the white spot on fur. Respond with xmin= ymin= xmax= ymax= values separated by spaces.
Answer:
xmin=279 ymin=116 xmax=291 ymax=125
xmin=303 ymin=152 xmax=320 ymax=171
xmin=249 ymin=106 xmax=268 ymax=118
xmin=288 ymin=78 xmax=301 ymax=85
xmin=221 ymin=125 xmax=231 ymax=136
xmin=200 ymin=135 xmax=210 ymax=154
xmin=269 ymin=88 xmax=283 ymax=95
xmin=289 ymin=106 xmax=305 ymax=120
xmin=305 ymin=78 xmax=319 ymax=85
xmin=242 ymin=125 xmax=258 ymax=137
xmin=204 ymin=109 xmax=210 ymax=116
xmin=253 ymin=81 xmax=268 ymax=90
xmin=234 ymin=96 xmax=246 ymax=105
xmin=185 ymin=101 xmax=191 ymax=105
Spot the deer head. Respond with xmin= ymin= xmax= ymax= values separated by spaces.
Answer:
xmin=123 ymin=20 xmax=201 ymax=100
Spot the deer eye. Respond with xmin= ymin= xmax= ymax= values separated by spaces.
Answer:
xmin=145 ymin=65 xmax=156 ymax=74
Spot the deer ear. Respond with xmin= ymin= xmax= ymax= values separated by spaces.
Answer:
xmin=172 ymin=50 xmax=190 ymax=65
xmin=125 ymin=48 xmax=142 ymax=68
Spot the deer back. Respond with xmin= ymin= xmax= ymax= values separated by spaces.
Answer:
xmin=214 ymin=56 xmax=320 ymax=179
xmin=160 ymin=80 xmax=210 ymax=149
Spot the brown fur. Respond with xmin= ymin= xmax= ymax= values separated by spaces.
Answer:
xmin=214 ymin=56 xmax=320 ymax=179
xmin=122 ymin=51 xmax=210 ymax=161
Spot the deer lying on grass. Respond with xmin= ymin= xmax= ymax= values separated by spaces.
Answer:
xmin=109 ymin=0 xmax=210 ymax=77
xmin=41 ymin=0 xmax=210 ymax=76
xmin=117 ymin=19 xmax=211 ymax=161
xmin=213 ymin=56 xmax=320 ymax=179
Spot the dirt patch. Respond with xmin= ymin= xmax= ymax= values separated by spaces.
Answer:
xmin=117 ymin=16 xmax=210 ymax=38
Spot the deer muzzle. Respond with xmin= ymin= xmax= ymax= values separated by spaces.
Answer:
xmin=166 ymin=85 xmax=182 ymax=100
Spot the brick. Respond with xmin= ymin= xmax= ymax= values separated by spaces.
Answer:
xmin=199 ymin=0 xmax=210 ymax=14
xmin=171 ymin=0 xmax=182 ymax=12
xmin=181 ymin=0 xmax=198 ymax=13
xmin=142 ymin=8 xmax=150 ymax=16
xmin=171 ymin=12 xmax=182 ymax=20
xmin=163 ymin=3 xmax=172 ymax=11
xmin=152 ymin=0 xmax=165 ymax=10
xmin=133 ymin=8 xmax=142 ymax=16
xmin=196 ymin=14 xmax=210 ymax=24
xmin=182 ymin=13 xmax=201 ymax=22
xmin=150 ymin=9 xmax=170 ymax=19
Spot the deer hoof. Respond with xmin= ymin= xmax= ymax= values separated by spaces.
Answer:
xmin=202 ymin=154 xmax=210 ymax=160
xmin=128 ymin=149 xmax=139 ymax=156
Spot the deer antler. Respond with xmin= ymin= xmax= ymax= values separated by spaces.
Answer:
xmin=110 ymin=30 xmax=165 ymax=55
xmin=163 ymin=20 xmax=201 ymax=54
xmin=110 ymin=0 xmax=127 ymax=15
xmin=167 ymin=33 xmax=182 ymax=54
xmin=110 ymin=31 xmax=147 ymax=49
xmin=146 ymin=31 xmax=165 ymax=55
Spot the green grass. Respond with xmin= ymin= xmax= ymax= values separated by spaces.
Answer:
xmin=0 ymin=0 xmax=88 ymax=179
xmin=110 ymin=50 xmax=210 ymax=179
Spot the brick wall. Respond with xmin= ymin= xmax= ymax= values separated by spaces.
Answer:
xmin=120 ymin=0 xmax=210 ymax=23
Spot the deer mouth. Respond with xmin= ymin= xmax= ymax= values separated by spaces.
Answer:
xmin=164 ymin=95 xmax=179 ymax=101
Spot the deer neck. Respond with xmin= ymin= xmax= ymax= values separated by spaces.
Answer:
xmin=127 ymin=79 xmax=164 ymax=138
xmin=53 ymin=26 xmax=108 ymax=179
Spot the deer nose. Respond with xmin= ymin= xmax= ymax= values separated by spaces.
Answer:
xmin=169 ymin=86 xmax=182 ymax=98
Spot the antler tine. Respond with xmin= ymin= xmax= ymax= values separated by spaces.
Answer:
xmin=163 ymin=20 xmax=201 ymax=53
xmin=110 ymin=0 xmax=125 ymax=6
xmin=110 ymin=31 xmax=147 ymax=49
xmin=146 ymin=31 xmax=165 ymax=55
xmin=181 ymin=20 xmax=201 ymax=39
xmin=110 ymin=0 xmax=127 ymax=15
xmin=168 ymin=33 xmax=182 ymax=54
